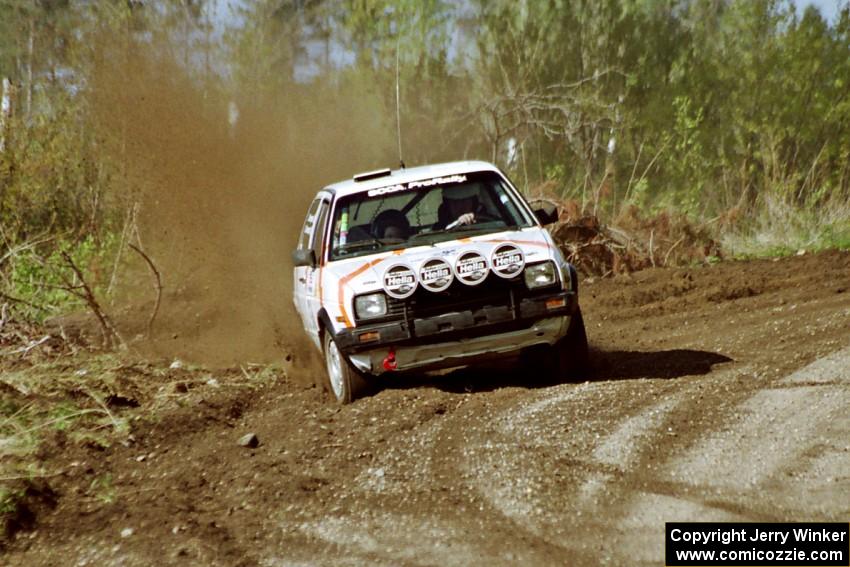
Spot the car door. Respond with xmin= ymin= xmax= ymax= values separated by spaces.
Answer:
xmin=304 ymin=199 xmax=330 ymax=342
xmin=294 ymin=198 xmax=321 ymax=334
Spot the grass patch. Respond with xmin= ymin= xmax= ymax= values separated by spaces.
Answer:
xmin=721 ymin=192 xmax=850 ymax=259
xmin=1 ymin=354 xmax=144 ymax=507
xmin=725 ymin=221 xmax=850 ymax=259
xmin=0 ymin=350 xmax=285 ymax=545
xmin=0 ymin=351 xmax=285 ymax=490
xmin=89 ymin=473 xmax=116 ymax=505
xmin=0 ymin=486 xmax=23 ymax=516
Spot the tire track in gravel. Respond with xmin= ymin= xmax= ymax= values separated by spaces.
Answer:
xmin=448 ymin=345 xmax=850 ymax=566
xmin=292 ymin=373 xmax=723 ymax=565
xmin=452 ymin=377 xmax=706 ymax=564
xmin=661 ymin=344 xmax=850 ymax=516
xmin=282 ymin=351 xmax=828 ymax=565
xmin=287 ymin=388 xmax=585 ymax=566
xmin=599 ymin=343 xmax=850 ymax=563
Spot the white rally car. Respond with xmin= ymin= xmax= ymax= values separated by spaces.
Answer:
xmin=293 ymin=161 xmax=588 ymax=403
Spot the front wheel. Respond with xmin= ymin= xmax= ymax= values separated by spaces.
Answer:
xmin=323 ymin=332 xmax=370 ymax=404
xmin=545 ymin=308 xmax=590 ymax=382
xmin=563 ymin=308 xmax=590 ymax=374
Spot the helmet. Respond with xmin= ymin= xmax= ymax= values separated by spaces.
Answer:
xmin=372 ymin=209 xmax=410 ymax=239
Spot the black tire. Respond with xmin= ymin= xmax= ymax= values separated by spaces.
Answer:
xmin=564 ymin=308 xmax=590 ymax=373
xmin=322 ymin=332 xmax=370 ymax=404
xmin=545 ymin=308 xmax=590 ymax=382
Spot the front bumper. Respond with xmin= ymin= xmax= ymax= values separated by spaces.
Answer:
xmin=335 ymin=289 xmax=577 ymax=375
xmin=349 ymin=315 xmax=569 ymax=375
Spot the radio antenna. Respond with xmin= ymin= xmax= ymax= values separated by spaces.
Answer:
xmin=395 ymin=36 xmax=405 ymax=170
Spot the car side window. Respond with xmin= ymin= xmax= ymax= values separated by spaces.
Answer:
xmin=298 ymin=199 xmax=321 ymax=251
xmin=311 ymin=200 xmax=330 ymax=263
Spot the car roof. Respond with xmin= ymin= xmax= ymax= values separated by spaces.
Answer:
xmin=321 ymin=160 xmax=502 ymax=199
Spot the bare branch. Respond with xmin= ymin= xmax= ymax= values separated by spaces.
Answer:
xmin=128 ymin=242 xmax=162 ymax=338
xmin=648 ymin=229 xmax=656 ymax=268
xmin=59 ymin=251 xmax=126 ymax=350
xmin=663 ymin=235 xmax=687 ymax=267
xmin=16 ymin=335 xmax=50 ymax=357
xmin=0 ymin=232 xmax=55 ymax=267
xmin=0 ymin=291 xmax=49 ymax=312
xmin=29 ymin=282 xmax=86 ymax=293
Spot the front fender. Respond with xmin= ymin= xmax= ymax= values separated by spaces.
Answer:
xmin=305 ymin=308 xmax=332 ymax=352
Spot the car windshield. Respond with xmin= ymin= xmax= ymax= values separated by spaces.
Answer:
xmin=328 ymin=171 xmax=534 ymax=260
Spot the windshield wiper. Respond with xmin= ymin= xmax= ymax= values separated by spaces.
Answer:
xmin=336 ymin=237 xmax=406 ymax=255
xmin=409 ymin=229 xmax=450 ymax=241
xmin=410 ymin=225 xmax=497 ymax=241
xmin=337 ymin=237 xmax=385 ymax=252
xmin=449 ymin=225 xmax=496 ymax=235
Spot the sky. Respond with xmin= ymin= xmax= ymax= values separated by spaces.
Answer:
xmin=795 ymin=0 xmax=847 ymax=22
xmin=801 ymin=0 xmax=845 ymax=20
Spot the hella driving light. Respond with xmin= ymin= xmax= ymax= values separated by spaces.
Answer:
xmin=354 ymin=293 xmax=387 ymax=320
xmin=524 ymin=261 xmax=558 ymax=289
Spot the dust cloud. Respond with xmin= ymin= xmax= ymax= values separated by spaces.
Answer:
xmin=89 ymin=37 xmax=396 ymax=369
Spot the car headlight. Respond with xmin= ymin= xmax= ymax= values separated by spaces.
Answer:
xmin=354 ymin=293 xmax=388 ymax=320
xmin=523 ymin=261 xmax=558 ymax=289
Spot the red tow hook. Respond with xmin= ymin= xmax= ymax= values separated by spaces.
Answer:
xmin=382 ymin=347 xmax=398 ymax=372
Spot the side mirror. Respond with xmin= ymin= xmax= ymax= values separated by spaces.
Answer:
xmin=533 ymin=203 xmax=559 ymax=226
xmin=292 ymin=249 xmax=316 ymax=267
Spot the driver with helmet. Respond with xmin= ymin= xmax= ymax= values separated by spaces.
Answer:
xmin=434 ymin=183 xmax=490 ymax=230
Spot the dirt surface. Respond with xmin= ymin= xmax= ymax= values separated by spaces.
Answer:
xmin=4 ymin=250 xmax=850 ymax=566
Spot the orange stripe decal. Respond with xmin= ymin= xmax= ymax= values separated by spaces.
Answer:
xmin=484 ymin=238 xmax=551 ymax=249
xmin=337 ymin=258 xmax=383 ymax=328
